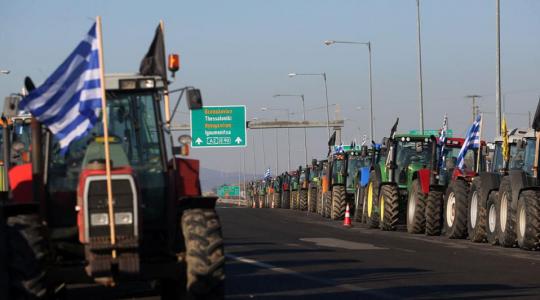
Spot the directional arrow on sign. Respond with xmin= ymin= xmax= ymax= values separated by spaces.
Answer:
xmin=195 ymin=138 xmax=203 ymax=145
xmin=235 ymin=137 xmax=242 ymax=144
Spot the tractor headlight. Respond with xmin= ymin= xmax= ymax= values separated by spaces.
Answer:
xmin=90 ymin=213 xmax=109 ymax=226
xmin=115 ymin=212 xmax=133 ymax=225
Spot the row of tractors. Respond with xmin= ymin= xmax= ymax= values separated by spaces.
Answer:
xmin=247 ymin=121 xmax=540 ymax=252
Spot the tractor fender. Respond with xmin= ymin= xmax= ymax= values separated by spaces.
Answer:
xmin=416 ymin=169 xmax=431 ymax=195
xmin=478 ymin=172 xmax=501 ymax=198
xmin=178 ymin=196 xmax=218 ymax=210
xmin=507 ymin=170 xmax=530 ymax=210
xmin=360 ymin=167 xmax=371 ymax=187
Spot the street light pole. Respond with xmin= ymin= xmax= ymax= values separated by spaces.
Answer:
xmin=324 ymin=40 xmax=374 ymax=141
xmin=496 ymin=0 xmax=502 ymax=136
xmin=416 ymin=0 xmax=425 ymax=133
xmin=273 ymin=94 xmax=309 ymax=166
xmin=288 ymin=73 xmax=331 ymax=140
xmin=261 ymin=107 xmax=292 ymax=171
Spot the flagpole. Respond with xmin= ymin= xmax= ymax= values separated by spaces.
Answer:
xmin=476 ymin=114 xmax=483 ymax=173
xmin=96 ymin=16 xmax=117 ymax=256
xmin=160 ymin=20 xmax=172 ymax=125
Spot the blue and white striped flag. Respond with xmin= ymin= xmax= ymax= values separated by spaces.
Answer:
xmin=19 ymin=23 xmax=102 ymax=154
xmin=438 ymin=115 xmax=448 ymax=168
xmin=456 ymin=114 xmax=482 ymax=169
xmin=264 ymin=167 xmax=271 ymax=179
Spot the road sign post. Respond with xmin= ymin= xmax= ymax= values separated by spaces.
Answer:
xmin=191 ymin=105 xmax=247 ymax=148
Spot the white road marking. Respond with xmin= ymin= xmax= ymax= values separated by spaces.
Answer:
xmin=226 ymin=254 xmax=394 ymax=299
xmin=300 ymin=238 xmax=388 ymax=250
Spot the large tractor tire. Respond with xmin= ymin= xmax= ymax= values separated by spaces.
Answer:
xmin=380 ymin=184 xmax=400 ymax=231
xmin=323 ymin=191 xmax=332 ymax=218
xmin=353 ymin=186 xmax=364 ymax=222
xmin=308 ymin=188 xmax=317 ymax=213
xmin=299 ymin=190 xmax=308 ymax=211
xmin=274 ymin=192 xmax=282 ymax=208
xmin=425 ymin=190 xmax=444 ymax=236
xmin=467 ymin=178 xmax=487 ymax=242
xmin=498 ymin=177 xmax=517 ymax=247
xmin=516 ymin=190 xmax=540 ymax=250
xmin=5 ymin=214 xmax=48 ymax=300
xmin=443 ymin=179 xmax=469 ymax=239
xmin=365 ymin=171 xmax=381 ymax=228
xmin=331 ymin=186 xmax=346 ymax=220
xmin=282 ymin=191 xmax=290 ymax=209
xmin=181 ymin=209 xmax=225 ymax=299
xmin=291 ymin=191 xmax=298 ymax=210
xmin=407 ymin=179 xmax=426 ymax=234
xmin=317 ymin=190 xmax=323 ymax=215
xmin=486 ymin=191 xmax=500 ymax=245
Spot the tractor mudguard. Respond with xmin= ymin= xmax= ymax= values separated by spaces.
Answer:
xmin=417 ymin=169 xmax=431 ymax=195
xmin=479 ymin=172 xmax=501 ymax=196
xmin=360 ymin=167 xmax=371 ymax=187
xmin=507 ymin=170 xmax=530 ymax=210
xmin=174 ymin=158 xmax=202 ymax=197
xmin=8 ymin=163 xmax=33 ymax=204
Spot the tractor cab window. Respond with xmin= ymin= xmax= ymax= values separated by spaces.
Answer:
xmin=47 ymin=91 xmax=166 ymax=222
xmin=332 ymin=154 xmax=346 ymax=175
xmin=346 ymin=155 xmax=363 ymax=189
xmin=492 ymin=142 xmax=504 ymax=172
xmin=523 ymin=138 xmax=535 ymax=176
xmin=395 ymin=140 xmax=432 ymax=171
xmin=10 ymin=121 xmax=32 ymax=165
xmin=509 ymin=144 xmax=525 ymax=171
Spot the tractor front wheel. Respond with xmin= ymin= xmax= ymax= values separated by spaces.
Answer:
xmin=353 ymin=186 xmax=364 ymax=222
xmin=407 ymin=179 xmax=426 ymax=234
xmin=380 ymin=184 xmax=400 ymax=231
xmin=274 ymin=192 xmax=282 ymax=208
xmin=331 ymin=186 xmax=346 ymax=220
xmin=365 ymin=173 xmax=381 ymax=229
xmin=323 ymin=191 xmax=332 ymax=218
xmin=516 ymin=190 xmax=540 ymax=250
xmin=498 ymin=177 xmax=517 ymax=247
xmin=308 ymin=188 xmax=317 ymax=213
xmin=486 ymin=191 xmax=500 ymax=245
xmin=468 ymin=178 xmax=487 ymax=242
xmin=181 ymin=209 xmax=225 ymax=299
xmin=425 ymin=190 xmax=444 ymax=236
xmin=299 ymin=190 xmax=308 ymax=211
xmin=443 ymin=180 xmax=469 ymax=239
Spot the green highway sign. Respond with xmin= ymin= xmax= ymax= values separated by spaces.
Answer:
xmin=190 ymin=105 xmax=247 ymax=148
xmin=408 ymin=129 xmax=453 ymax=137
xmin=218 ymin=185 xmax=240 ymax=198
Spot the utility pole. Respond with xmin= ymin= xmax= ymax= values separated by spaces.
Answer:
xmin=416 ymin=0 xmax=425 ymax=133
xmin=466 ymin=95 xmax=482 ymax=122
xmin=496 ymin=0 xmax=502 ymax=135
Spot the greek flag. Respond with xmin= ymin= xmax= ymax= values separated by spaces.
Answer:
xmin=19 ymin=23 xmax=102 ymax=154
xmin=264 ymin=168 xmax=271 ymax=179
xmin=456 ymin=114 xmax=482 ymax=169
xmin=438 ymin=115 xmax=448 ymax=168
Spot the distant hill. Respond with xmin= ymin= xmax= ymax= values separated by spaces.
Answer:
xmin=199 ymin=167 xmax=257 ymax=192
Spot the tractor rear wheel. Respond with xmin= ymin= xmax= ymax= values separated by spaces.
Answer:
xmin=181 ymin=209 xmax=225 ymax=299
xmin=380 ymin=184 xmax=400 ymax=231
xmin=365 ymin=171 xmax=381 ymax=228
xmin=443 ymin=180 xmax=469 ymax=239
xmin=308 ymin=188 xmax=317 ymax=213
xmin=323 ymin=191 xmax=332 ymax=218
xmin=353 ymin=186 xmax=364 ymax=222
xmin=468 ymin=178 xmax=487 ymax=242
xmin=299 ymin=190 xmax=308 ymax=211
xmin=291 ymin=191 xmax=298 ymax=210
xmin=425 ymin=190 xmax=443 ymax=236
xmin=317 ymin=189 xmax=323 ymax=215
xmin=331 ymin=186 xmax=346 ymax=220
xmin=486 ymin=191 xmax=500 ymax=245
xmin=516 ymin=190 xmax=540 ymax=250
xmin=5 ymin=214 xmax=48 ymax=300
xmin=407 ymin=179 xmax=426 ymax=234
xmin=282 ymin=191 xmax=290 ymax=209
xmin=274 ymin=192 xmax=282 ymax=208
xmin=498 ymin=177 xmax=517 ymax=247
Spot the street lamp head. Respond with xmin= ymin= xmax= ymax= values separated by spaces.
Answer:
xmin=261 ymin=107 xmax=268 ymax=111
xmin=288 ymin=73 xmax=297 ymax=77
xmin=0 ymin=70 xmax=10 ymax=75
xmin=251 ymin=117 xmax=259 ymax=121
xmin=324 ymin=40 xmax=335 ymax=46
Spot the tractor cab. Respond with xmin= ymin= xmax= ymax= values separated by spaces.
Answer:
xmin=330 ymin=149 xmax=347 ymax=187
xmin=299 ymin=166 xmax=309 ymax=190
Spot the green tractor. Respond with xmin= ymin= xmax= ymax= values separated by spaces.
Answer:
xmin=290 ymin=170 xmax=300 ymax=210
xmin=329 ymin=147 xmax=349 ymax=220
xmin=307 ymin=160 xmax=320 ymax=213
xmin=281 ymin=172 xmax=291 ymax=209
xmin=365 ymin=131 xmax=437 ymax=231
xmin=317 ymin=160 xmax=330 ymax=217
xmin=272 ymin=176 xmax=282 ymax=208
xmin=298 ymin=166 xmax=309 ymax=211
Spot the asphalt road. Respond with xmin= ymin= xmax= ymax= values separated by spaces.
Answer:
xmin=221 ymin=206 xmax=540 ymax=300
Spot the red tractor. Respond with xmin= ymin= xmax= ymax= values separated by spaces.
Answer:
xmin=0 ymin=74 xmax=225 ymax=299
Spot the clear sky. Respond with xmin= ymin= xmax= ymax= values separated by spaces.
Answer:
xmin=1 ymin=0 xmax=540 ymax=177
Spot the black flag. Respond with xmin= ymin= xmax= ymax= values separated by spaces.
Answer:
xmin=139 ymin=25 xmax=166 ymax=80
xmin=328 ymin=131 xmax=336 ymax=147
xmin=532 ymin=97 xmax=540 ymax=131
xmin=390 ymin=117 xmax=399 ymax=138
